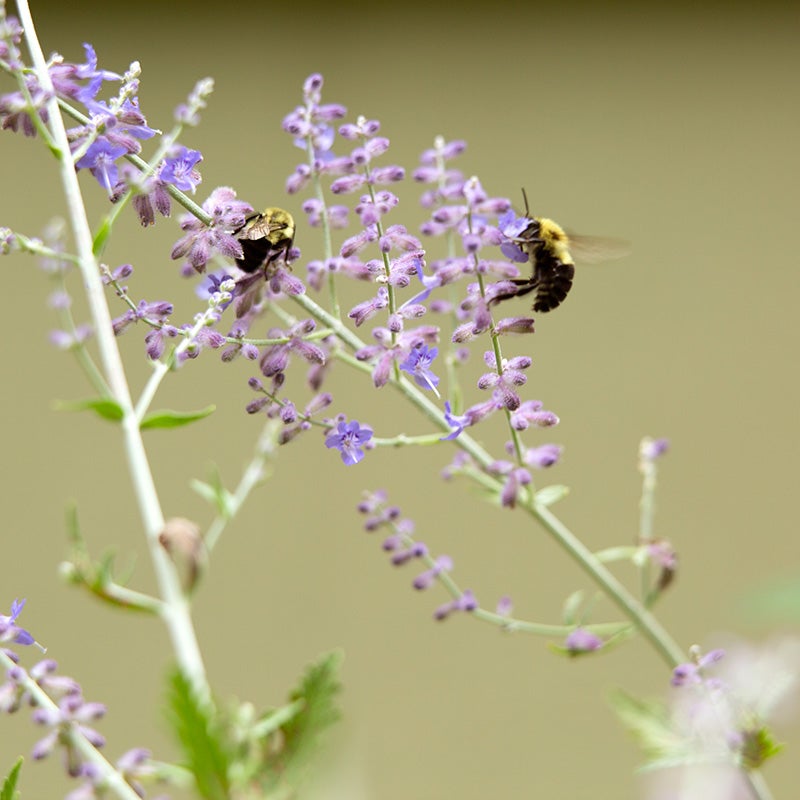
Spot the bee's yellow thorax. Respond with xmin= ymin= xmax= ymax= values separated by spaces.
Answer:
xmin=535 ymin=217 xmax=572 ymax=263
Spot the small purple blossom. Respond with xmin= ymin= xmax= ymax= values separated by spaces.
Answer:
xmin=442 ymin=395 xmax=503 ymax=440
xmin=391 ymin=542 xmax=428 ymax=566
xmin=434 ymin=589 xmax=478 ymax=621
xmin=325 ymin=420 xmax=373 ymax=465
xmin=496 ymin=596 xmax=513 ymax=617
xmin=671 ymin=648 xmax=726 ymax=687
xmin=497 ymin=209 xmax=533 ymax=263
xmin=477 ymin=351 xmax=532 ymax=411
xmin=640 ymin=436 xmax=670 ymax=462
xmin=522 ymin=444 xmax=563 ymax=469
xmin=349 ymin=286 xmax=389 ymax=327
xmin=413 ymin=555 xmax=453 ymax=590
xmin=283 ymin=74 xmax=347 ymax=175
xmin=510 ymin=401 xmax=559 ymax=431
xmin=75 ymin=139 xmax=127 ymax=195
xmin=0 ymin=598 xmax=35 ymax=647
xmin=565 ymin=628 xmax=604 ymax=655
xmin=159 ymin=146 xmax=203 ymax=193
xmin=32 ymin=693 xmax=107 ymax=776
xmin=494 ymin=316 xmax=536 ymax=336
xmin=399 ymin=343 xmax=440 ymax=395
xmin=258 ymin=319 xmax=326 ymax=379
xmin=442 ymin=401 xmax=468 ymax=440
xmin=489 ymin=461 xmax=532 ymax=508
xmin=171 ymin=186 xmax=252 ymax=272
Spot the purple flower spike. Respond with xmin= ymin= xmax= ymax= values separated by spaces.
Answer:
xmin=325 ymin=420 xmax=373 ymax=465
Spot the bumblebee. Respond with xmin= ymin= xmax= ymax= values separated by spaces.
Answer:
xmin=234 ymin=207 xmax=295 ymax=273
xmin=496 ymin=193 xmax=628 ymax=313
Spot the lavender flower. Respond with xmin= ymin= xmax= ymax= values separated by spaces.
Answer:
xmin=522 ymin=444 xmax=562 ymax=469
xmin=325 ymin=420 xmax=373 ymax=465
xmin=75 ymin=140 xmax=128 ymax=195
xmin=0 ymin=598 xmax=35 ymax=647
xmin=399 ymin=343 xmax=441 ymax=395
xmin=32 ymin=693 xmax=106 ymax=776
xmin=509 ymin=401 xmax=559 ymax=431
xmin=170 ymin=186 xmax=252 ymax=272
xmin=640 ymin=436 xmax=670 ymax=463
xmin=434 ymin=590 xmax=478 ymax=621
xmin=159 ymin=146 xmax=203 ymax=193
xmin=258 ymin=319 xmax=326 ymax=379
xmin=477 ymin=351 xmax=531 ymax=411
xmin=412 ymin=555 xmax=453 ymax=590
xmin=564 ymin=628 xmax=604 ymax=655
xmin=658 ymin=638 xmax=800 ymax=787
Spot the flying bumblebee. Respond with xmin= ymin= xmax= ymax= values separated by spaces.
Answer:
xmin=234 ymin=207 xmax=296 ymax=273
xmin=495 ymin=192 xmax=629 ymax=313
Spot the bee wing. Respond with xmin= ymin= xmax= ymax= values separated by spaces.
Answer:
xmin=240 ymin=217 xmax=286 ymax=241
xmin=567 ymin=234 xmax=630 ymax=265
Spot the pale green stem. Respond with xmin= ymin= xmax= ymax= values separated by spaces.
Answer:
xmin=204 ymin=420 xmax=282 ymax=552
xmin=17 ymin=0 xmax=209 ymax=700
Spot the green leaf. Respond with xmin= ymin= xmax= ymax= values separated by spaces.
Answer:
xmin=92 ymin=217 xmax=113 ymax=255
xmin=166 ymin=670 xmax=231 ymax=800
xmin=259 ymin=650 xmax=343 ymax=789
xmin=191 ymin=466 xmax=235 ymax=518
xmin=741 ymin=725 xmax=784 ymax=769
xmin=535 ymin=485 xmax=569 ymax=507
xmin=1 ymin=757 xmax=22 ymax=800
xmin=561 ymin=590 xmax=585 ymax=625
xmin=56 ymin=397 xmax=124 ymax=422
xmin=140 ymin=405 xmax=216 ymax=430
xmin=609 ymin=689 xmax=683 ymax=762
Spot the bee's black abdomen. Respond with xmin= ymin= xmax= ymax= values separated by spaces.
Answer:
xmin=532 ymin=261 xmax=575 ymax=312
xmin=235 ymin=238 xmax=273 ymax=273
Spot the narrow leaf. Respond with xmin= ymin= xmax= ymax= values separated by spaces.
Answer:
xmin=141 ymin=405 xmax=216 ymax=430
xmin=166 ymin=670 xmax=230 ymax=800
xmin=92 ymin=218 xmax=113 ymax=255
xmin=1 ymin=757 xmax=23 ymax=800
xmin=259 ymin=650 xmax=343 ymax=788
xmin=561 ymin=590 xmax=584 ymax=625
xmin=191 ymin=466 xmax=235 ymax=518
xmin=609 ymin=689 xmax=682 ymax=761
xmin=56 ymin=397 xmax=124 ymax=422
xmin=535 ymin=485 xmax=569 ymax=507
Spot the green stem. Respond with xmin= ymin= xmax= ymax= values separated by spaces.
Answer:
xmin=17 ymin=0 xmax=209 ymax=700
xmin=529 ymin=503 xmax=686 ymax=668
xmin=292 ymin=291 xmax=686 ymax=670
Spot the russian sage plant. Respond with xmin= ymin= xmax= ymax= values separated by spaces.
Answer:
xmin=0 ymin=2 xmax=796 ymax=799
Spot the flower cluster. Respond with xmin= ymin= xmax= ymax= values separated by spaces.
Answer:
xmin=0 ymin=601 xmax=161 ymax=798
xmin=0 ymin=36 xmax=209 ymax=216
xmin=655 ymin=640 xmax=800 ymax=785
xmin=357 ymin=491 xmax=478 ymax=621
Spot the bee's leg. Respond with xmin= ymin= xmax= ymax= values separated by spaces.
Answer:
xmin=489 ymin=279 xmax=538 ymax=306
xmin=506 ymin=279 xmax=538 ymax=297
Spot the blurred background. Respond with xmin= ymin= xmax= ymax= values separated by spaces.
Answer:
xmin=1 ymin=1 xmax=799 ymax=797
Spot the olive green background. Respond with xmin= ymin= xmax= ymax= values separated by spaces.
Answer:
xmin=1 ymin=1 xmax=799 ymax=798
